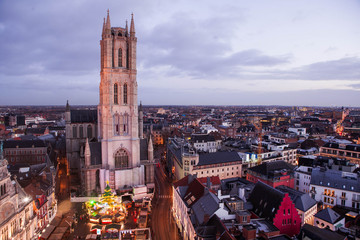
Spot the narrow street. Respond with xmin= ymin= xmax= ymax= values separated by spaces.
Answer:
xmin=151 ymin=165 xmax=181 ymax=240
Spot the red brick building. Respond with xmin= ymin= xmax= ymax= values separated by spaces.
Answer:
xmin=246 ymin=160 xmax=295 ymax=189
xmin=218 ymin=125 xmax=237 ymax=138
xmin=248 ymin=181 xmax=301 ymax=236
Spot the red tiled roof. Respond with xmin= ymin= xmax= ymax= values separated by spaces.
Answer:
xmin=173 ymin=175 xmax=190 ymax=188
xmin=219 ymin=231 xmax=236 ymax=240
xmin=197 ymin=176 xmax=221 ymax=186
xmin=183 ymin=178 xmax=206 ymax=207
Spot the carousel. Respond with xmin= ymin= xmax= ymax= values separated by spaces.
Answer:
xmin=85 ymin=182 xmax=127 ymax=238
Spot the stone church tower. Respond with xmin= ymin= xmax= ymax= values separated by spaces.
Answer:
xmin=97 ymin=11 xmax=144 ymax=191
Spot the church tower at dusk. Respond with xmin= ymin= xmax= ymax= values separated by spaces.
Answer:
xmin=97 ymin=11 xmax=144 ymax=191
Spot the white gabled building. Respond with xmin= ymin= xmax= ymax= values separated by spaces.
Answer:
xmin=191 ymin=134 xmax=221 ymax=153
xmin=172 ymin=175 xmax=200 ymax=240
xmin=310 ymin=168 xmax=360 ymax=209
xmin=294 ymin=165 xmax=313 ymax=193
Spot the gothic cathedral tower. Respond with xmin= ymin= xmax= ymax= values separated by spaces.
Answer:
xmin=98 ymin=11 xmax=144 ymax=191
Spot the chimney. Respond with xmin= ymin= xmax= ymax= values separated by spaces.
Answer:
xmin=206 ymin=176 xmax=211 ymax=189
xmin=239 ymin=187 xmax=245 ymax=200
xmin=242 ymin=225 xmax=257 ymax=240
xmin=204 ymin=187 xmax=209 ymax=196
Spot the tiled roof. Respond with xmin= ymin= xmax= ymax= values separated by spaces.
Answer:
xmin=248 ymin=181 xmax=284 ymax=221
xmin=4 ymin=139 xmax=46 ymax=148
xmin=197 ymin=152 xmax=241 ymax=166
xmin=192 ymin=134 xmax=216 ymax=143
xmin=196 ymin=215 xmax=236 ymax=240
xmin=173 ymin=175 xmax=190 ymax=188
xmin=70 ymin=109 xmax=97 ymax=123
xmin=183 ymin=178 xmax=206 ymax=207
xmin=191 ymin=192 xmax=220 ymax=225
xmin=276 ymin=185 xmax=316 ymax=212
xmin=299 ymin=224 xmax=346 ymax=240
xmin=310 ymin=168 xmax=360 ymax=192
xmin=26 ymin=128 xmax=46 ymax=134
xmin=315 ymin=207 xmax=343 ymax=224
xmin=198 ymin=176 xmax=221 ymax=186
xmin=248 ymin=160 xmax=294 ymax=177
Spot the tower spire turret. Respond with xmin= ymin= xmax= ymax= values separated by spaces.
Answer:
xmin=130 ymin=13 xmax=135 ymax=36
xmin=148 ymin=135 xmax=154 ymax=162
xmin=102 ymin=17 xmax=106 ymax=36
xmin=105 ymin=9 xmax=111 ymax=34
xmin=125 ymin=20 xmax=128 ymax=36
xmin=66 ymin=100 xmax=70 ymax=112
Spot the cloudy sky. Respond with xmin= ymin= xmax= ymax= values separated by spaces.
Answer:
xmin=0 ymin=0 xmax=359 ymax=106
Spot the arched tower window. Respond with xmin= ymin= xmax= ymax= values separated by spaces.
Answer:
xmin=114 ymin=83 xmax=118 ymax=104
xmin=72 ymin=126 xmax=77 ymax=138
xmin=122 ymin=113 xmax=129 ymax=135
xmin=123 ymin=83 xmax=128 ymax=104
xmin=112 ymin=44 xmax=115 ymax=68
xmin=114 ymin=113 xmax=120 ymax=135
xmin=118 ymin=48 xmax=122 ymax=67
xmin=126 ymin=46 xmax=129 ymax=69
xmin=79 ymin=125 xmax=84 ymax=138
xmin=87 ymin=125 xmax=92 ymax=138
xmin=114 ymin=149 xmax=129 ymax=169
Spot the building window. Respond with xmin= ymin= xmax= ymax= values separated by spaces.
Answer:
xmin=73 ymin=125 xmax=77 ymax=138
xmin=123 ymin=83 xmax=128 ymax=104
xmin=115 ymin=149 xmax=129 ymax=169
xmin=126 ymin=47 xmax=129 ymax=68
xmin=79 ymin=125 xmax=83 ymax=138
xmin=118 ymin=48 xmax=122 ymax=67
xmin=121 ymin=113 xmax=129 ymax=135
xmin=114 ymin=114 xmax=120 ymax=135
xmin=87 ymin=125 xmax=92 ymax=138
xmin=114 ymin=83 xmax=118 ymax=104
